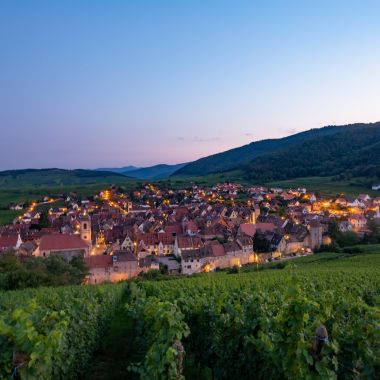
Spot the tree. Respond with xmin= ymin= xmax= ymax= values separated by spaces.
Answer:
xmin=0 ymin=253 xmax=88 ymax=290
xmin=253 ymin=232 xmax=271 ymax=253
xmin=367 ymin=219 xmax=380 ymax=236
xmin=38 ymin=211 xmax=50 ymax=229
xmin=335 ymin=231 xmax=360 ymax=247
xmin=363 ymin=219 xmax=380 ymax=244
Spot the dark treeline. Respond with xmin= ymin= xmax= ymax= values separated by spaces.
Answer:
xmin=316 ymin=219 xmax=380 ymax=253
xmin=0 ymin=252 xmax=88 ymax=291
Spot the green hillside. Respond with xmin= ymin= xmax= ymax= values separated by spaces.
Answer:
xmin=173 ymin=122 xmax=380 ymax=185
xmin=241 ymin=123 xmax=380 ymax=182
xmin=0 ymin=169 xmax=133 ymax=188
xmin=0 ymin=169 xmax=138 ymax=225
xmin=174 ymin=124 xmax=345 ymax=176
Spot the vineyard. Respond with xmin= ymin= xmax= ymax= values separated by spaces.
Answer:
xmin=0 ymin=252 xmax=379 ymax=379
xmin=0 ymin=283 xmax=125 ymax=379
xmin=126 ymin=252 xmax=380 ymax=380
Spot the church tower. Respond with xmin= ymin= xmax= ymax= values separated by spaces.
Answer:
xmin=80 ymin=214 xmax=92 ymax=246
xmin=308 ymin=221 xmax=322 ymax=250
xmin=249 ymin=210 xmax=256 ymax=224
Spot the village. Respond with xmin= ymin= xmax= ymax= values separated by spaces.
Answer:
xmin=0 ymin=182 xmax=379 ymax=284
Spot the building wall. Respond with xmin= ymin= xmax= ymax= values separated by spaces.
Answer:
xmin=182 ymin=257 xmax=204 ymax=275
xmin=121 ymin=237 xmax=134 ymax=251
xmin=81 ymin=220 xmax=92 ymax=245
xmin=309 ymin=226 xmax=323 ymax=250
xmin=181 ymin=252 xmax=257 ymax=275
xmin=285 ymin=241 xmax=306 ymax=254
xmin=40 ymin=248 xmax=88 ymax=259
xmin=144 ymin=243 xmax=174 ymax=256
xmin=87 ymin=261 xmax=139 ymax=284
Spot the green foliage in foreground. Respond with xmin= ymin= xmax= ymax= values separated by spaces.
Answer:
xmin=0 ymin=253 xmax=379 ymax=380
xmin=0 ymin=283 xmax=126 ymax=379
xmin=0 ymin=253 xmax=88 ymax=291
xmin=127 ymin=253 xmax=380 ymax=380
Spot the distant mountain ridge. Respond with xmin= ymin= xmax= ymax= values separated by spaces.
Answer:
xmin=173 ymin=122 xmax=380 ymax=183
xmin=123 ymin=163 xmax=187 ymax=180
xmin=0 ymin=163 xmax=187 ymax=188
xmin=95 ymin=166 xmax=139 ymax=174
xmin=96 ymin=163 xmax=187 ymax=180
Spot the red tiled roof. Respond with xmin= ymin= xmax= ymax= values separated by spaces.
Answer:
xmin=255 ymin=223 xmax=276 ymax=233
xmin=239 ymin=222 xmax=276 ymax=237
xmin=165 ymin=224 xmax=182 ymax=235
xmin=183 ymin=221 xmax=198 ymax=232
xmin=85 ymin=255 xmax=112 ymax=268
xmin=206 ymin=242 xmax=225 ymax=257
xmin=177 ymin=236 xmax=202 ymax=249
xmin=239 ymin=224 xmax=256 ymax=237
xmin=0 ymin=235 xmax=18 ymax=249
xmin=40 ymin=234 xmax=89 ymax=251
xmin=223 ymin=242 xmax=241 ymax=253
xmin=138 ymin=232 xmax=175 ymax=246
xmin=113 ymin=250 xmax=137 ymax=262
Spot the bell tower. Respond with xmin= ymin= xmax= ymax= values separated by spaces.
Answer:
xmin=80 ymin=214 xmax=92 ymax=246
xmin=249 ymin=210 xmax=256 ymax=224
xmin=308 ymin=221 xmax=322 ymax=250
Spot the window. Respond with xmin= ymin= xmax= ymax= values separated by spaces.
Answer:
xmin=83 ymin=223 xmax=87 ymax=230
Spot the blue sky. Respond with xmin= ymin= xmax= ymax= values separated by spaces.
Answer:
xmin=1 ymin=0 xmax=380 ymax=169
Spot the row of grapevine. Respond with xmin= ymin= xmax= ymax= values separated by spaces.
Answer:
xmin=0 ymin=283 xmax=126 ymax=380
xmin=126 ymin=261 xmax=380 ymax=379
xmin=127 ymin=283 xmax=189 ymax=380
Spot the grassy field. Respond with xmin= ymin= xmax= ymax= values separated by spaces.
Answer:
xmin=0 ymin=189 xmax=47 ymax=225
xmin=0 ymin=210 xmax=23 ymax=225
xmin=0 ymin=169 xmax=136 ymax=188
xmin=0 ymin=181 xmax=141 ymax=225
xmin=155 ymin=172 xmax=240 ymax=189
xmin=169 ymin=174 xmax=378 ymax=196
xmin=264 ymin=176 xmax=379 ymax=196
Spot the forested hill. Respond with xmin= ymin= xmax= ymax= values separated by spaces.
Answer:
xmin=0 ymin=169 xmax=131 ymax=188
xmin=240 ymin=123 xmax=380 ymax=182
xmin=173 ymin=122 xmax=380 ymax=182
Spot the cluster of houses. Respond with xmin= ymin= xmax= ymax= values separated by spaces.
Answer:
xmin=1 ymin=182 xmax=379 ymax=283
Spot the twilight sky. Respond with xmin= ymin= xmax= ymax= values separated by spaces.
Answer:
xmin=1 ymin=0 xmax=380 ymax=170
